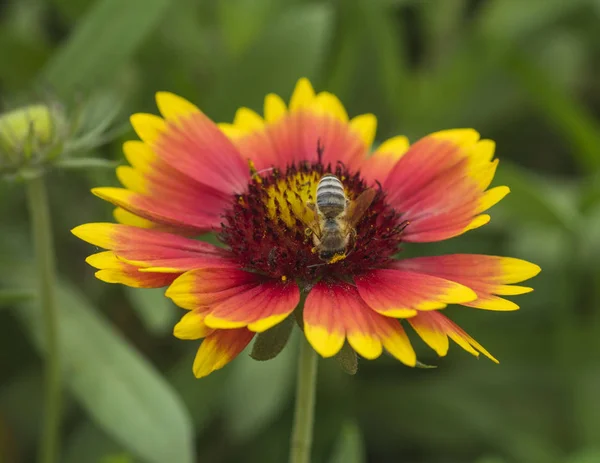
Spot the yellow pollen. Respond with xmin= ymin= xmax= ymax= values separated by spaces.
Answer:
xmin=281 ymin=275 xmax=287 ymax=282
xmin=248 ymin=159 xmax=257 ymax=174
xmin=264 ymin=171 xmax=321 ymax=228
xmin=247 ymin=159 xmax=263 ymax=184
xmin=328 ymin=253 xmax=347 ymax=264
xmin=238 ymin=195 xmax=245 ymax=206
xmin=261 ymin=170 xmax=357 ymax=230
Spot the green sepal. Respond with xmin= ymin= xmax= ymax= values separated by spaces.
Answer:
xmin=293 ymin=291 xmax=308 ymax=329
xmin=335 ymin=342 xmax=358 ymax=375
xmin=250 ymin=316 xmax=294 ymax=361
xmin=415 ymin=360 xmax=437 ymax=369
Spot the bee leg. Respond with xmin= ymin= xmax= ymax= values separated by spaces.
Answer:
xmin=311 ymin=234 xmax=321 ymax=250
xmin=347 ymin=229 xmax=358 ymax=255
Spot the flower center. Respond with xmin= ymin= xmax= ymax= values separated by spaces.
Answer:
xmin=219 ymin=161 xmax=407 ymax=283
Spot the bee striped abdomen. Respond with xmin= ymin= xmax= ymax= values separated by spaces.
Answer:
xmin=316 ymin=174 xmax=346 ymax=217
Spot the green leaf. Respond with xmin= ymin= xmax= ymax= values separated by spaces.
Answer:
xmin=12 ymin=273 xmax=195 ymax=463
xmin=0 ymin=369 xmax=46 ymax=451
xmin=494 ymin=162 xmax=579 ymax=234
xmin=359 ymin=0 xmax=408 ymax=122
xmin=54 ymin=157 xmax=119 ymax=170
xmin=580 ymin=173 xmax=600 ymax=214
xmin=329 ymin=421 xmax=366 ymax=463
xmin=566 ymin=449 xmax=600 ymax=463
xmin=64 ymin=421 xmax=128 ymax=463
xmin=168 ymin=351 xmax=226 ymax=433
xmin=0 ymin=288 xmax=33 ymax=306
xmin=478 ymin=0 xmax=588 ymax=43
xmin=250 ymin=315 xmax=294 ymax=361
xmin=420 ymin=0 xmax=466 ymax=67
xmin=39 ymin=0 xmax=172 ymax=94
xmin=572 ymin=370 xmax=600 ymax=448
xmin=125 ymin=287 xmax=176 ymax=336
xmin=223 ymin=331 xmax=297 ymax=441
xmin=475 ymin=457 xmax=507 ymax=463
xmin=583 ymin=206 xmax=600 ymax=264
xmin=218 ymin=0 xmax=283 ymax=59
xmin=66 ymin=90 xmax=128 ymax=153
xmin=101 ymin=455 xmax=135 ymax=463
xmin=205 ymin=3 xmax=333 ymax=120
xmin=507 ymin=53 xmax=600 ymax=173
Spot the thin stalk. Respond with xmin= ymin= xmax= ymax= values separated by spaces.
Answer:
xmin=289 ymin=338 xmax=318 ymax=463
xmin=26 ymin=175 xmax=61 ymax=463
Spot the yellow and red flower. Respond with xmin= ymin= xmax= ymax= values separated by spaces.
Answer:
xmin=72 ymin=78 xmax=540 ymax=378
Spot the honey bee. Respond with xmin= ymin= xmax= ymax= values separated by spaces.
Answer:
xmin=304 ymin=174 xmax=377 ymax=263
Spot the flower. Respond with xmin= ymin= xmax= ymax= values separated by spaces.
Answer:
xmin=0 ymin=92 xmax=122 ymax=180
xmin=72 ymin=78 xmax=541 ymax=378
xmin=0 ymin=103 xmax=66 ymax=178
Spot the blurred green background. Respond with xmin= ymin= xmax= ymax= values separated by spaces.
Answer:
xmin=1 ymin=0 xmax=600 ymax=462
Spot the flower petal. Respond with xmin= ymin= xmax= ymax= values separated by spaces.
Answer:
xmin=192 ymin=328 xmax=255 ymax=378
xmin=166 ymin=268 xmax=256 ymax=310
xmin=72 ymin=223 xmax=236 ymax=273
xmin=264 ymin=93 xmax=287 ymax=123
xmin=229 ymin=110 xmax=368 ymax=172
xmin=303 ymin=281 xmax=347 ymax=357
xmin=128 ymin=113 xmax=166 ymax=145
xmin=92 ymin=187 xmax=221 ymax=232
xmin=173 ymin=309 xmax=213 ymax=340
xmin=85 ymin=251 xmax=177 ymax=288
xmin=219 ymin=79 xmax=376 ymax=172
xmin=234 ymin=107 xmax=265 ymax=132
xmin=349 ymin=114 xmax=377 ymax=149
xmin=155 ymin=91 xmax=201 ymax=122
xmin=408 ymin=311 xmax=498 ymax=363
xmin=360 ymin=135 xmax=409 ymax=184
xmin=303 ymin=281 xmax=416 ymax=365
xmin=355 ymin=269 xmax=477 ymax=317
xmin=109 ymin=140 xmax=232 ymax=232
xmin=375 ymin=316 xmax=417 ymax=366
xmin=131 ymin=106 xmax=250 ymax=195
xmin=341 ymin=288 xmax=383 ymax=360
xmin=311 ymin=92 xmax=348 ymax=122
xmin=166 ymin=268 xmax=300 ymax=332
xmin=205 ymin=281 xmax=300 ymax=332
xmin=289 ymin=77 xmax=315 ymax=111
xmin=383 ymin=129 xmax=508 ymax=242
xmin=393 ymin=255 xmax=541 ymax=311
xmin=113 ymin=207 xmax=158 ymax=229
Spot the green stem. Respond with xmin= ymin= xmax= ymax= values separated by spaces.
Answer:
xmin=289 ymin=338 xmax=318 ymax=463
xmin=26 ymin=175 xmax=61 ymax=463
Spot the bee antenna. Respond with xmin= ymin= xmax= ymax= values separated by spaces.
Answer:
xmin=316 ymin=138 xmax=324 ymax=164
xmin=374 ymin=179 xmax=383 ymax=191
xmin=251 ymin=167 xmax=275 ymax=180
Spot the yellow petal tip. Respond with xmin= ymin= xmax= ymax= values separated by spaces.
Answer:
xmin=203 ymin=314 xmax=247 ymax=330
xmin=304 ymin=325 xmax=344 ymax=358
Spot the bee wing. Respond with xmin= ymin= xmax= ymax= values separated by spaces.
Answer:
xmin=346 ymin=188 xmax=377 ymax=228
xmin=297 ymin=202 xmax=322 ymax=237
